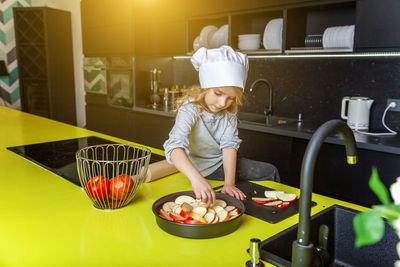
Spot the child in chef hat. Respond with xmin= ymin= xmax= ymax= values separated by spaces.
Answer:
xmin=164 ymin=45 xmax=279 ymax=205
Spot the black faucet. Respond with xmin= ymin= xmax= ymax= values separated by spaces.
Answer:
xmin=249 ymin=78 xmax=273 ymax=118
xmin=291 ymin=120 xmax=357 ymax=267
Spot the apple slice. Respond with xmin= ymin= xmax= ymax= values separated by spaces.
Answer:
xmin=229 ymin=208 xmax=239 ymax=217
xmin=225 ymin=206 xmax=236 ymax=212
xmin=211 ymin=216 xmax=219 ymax=224
xmin=252 ymin=197 xmax=273 ymax=204
xmin=213 ymin=206 xmax=225 ymax=214
xmin=172 ymin=205 xmax=182 ymax=215
xmin=192 ymin=206 xmax=207 ymax=217
xmin=159 ymin=209 xmax=173 ymax=221
xmin=181 ymin=202 xmax=193 ymax=213
xmin=204 ymin=212 xmax=216 ymax=224
xmin=264 ymin=200 xmax=283 ymax=207
xmin=264 ymin=190 xmax=283 ymax=200
xmin=175 ymin=195 xmax=196 ymax=205
xmin=278 ymin=202 xmax=290 ymax=208
xmin=276 ymin=192 xmax=297 ymax=202
xmin=189 ymin=211 xmax=207 ymax=223
xmin=169 ymin=212 xmax=186 ymax=221
xmin=184 ymin=219 xmax=204 ymax=224
xmin=229 ymin=214 xmax=239 ymax=220
xmin=216 ymin=209 xmax=229 ymax=222
xmin=162 ymin=201 xmax=176 ymax=212
xmin=212 ymin=199 xmax=227 ymax=208
xmin=180 ymin=209 xmax=190 ymax=219
xmin=207 ymin=208 xmax=216 ymax=214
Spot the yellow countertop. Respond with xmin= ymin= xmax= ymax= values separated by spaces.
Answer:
xmin=0 ymin=107 xmax=367 ymax=266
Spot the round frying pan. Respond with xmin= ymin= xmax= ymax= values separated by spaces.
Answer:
xmin=152 ymin=191 xmax=246 ymax=239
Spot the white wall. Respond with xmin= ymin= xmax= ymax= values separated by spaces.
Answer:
xmin=32 ymin=0 xmax=86 ymax=128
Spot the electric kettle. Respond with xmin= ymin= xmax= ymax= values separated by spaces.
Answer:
xmin=341 ymin=96 xmax=374 ymax=130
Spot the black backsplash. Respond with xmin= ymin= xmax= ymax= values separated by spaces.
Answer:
xmin=136 ymin=56 xmax=400 ymax=131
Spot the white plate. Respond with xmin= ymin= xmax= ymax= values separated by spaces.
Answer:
xmin=211 ymin=24 xmax=229 ymax=48
xmin=199 ymin=25 xmax=218 ymax=48
xmin=193 ymin=36 xmax=200 ymax=51
xmin=263 ymin=18 xmax=283 ymax=50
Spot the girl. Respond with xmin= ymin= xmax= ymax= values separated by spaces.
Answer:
xmin=163 ymin=46 xmax=279 ymax=205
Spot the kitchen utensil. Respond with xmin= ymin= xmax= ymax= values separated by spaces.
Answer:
xmin=76 ymin=144 xmax=151 ymax=210
xmin=144 ymin=160 xmax=178 ymax=183
xmin=152 ymin=191 xmax=245 ymax=238
xmin=238 ymin=34 xmax=261 ymax=50
xmin=263 ymin=18 xmax=283 ymax=50
xmin=341 ymin=96 xmax=374 ymax=130
xmin=230 ymin=181 xmax=316 ymax=224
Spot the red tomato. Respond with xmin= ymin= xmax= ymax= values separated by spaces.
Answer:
xmin=109 ymin=174 xmax=134 ymax=200
xmin=85 ymin=176 xmax=109 ymax=200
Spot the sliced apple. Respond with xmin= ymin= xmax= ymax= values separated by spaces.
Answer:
xmin=159 ymin=209 xmax=173 ymax=221
xmin=181 ymin=202 xmax=193 ymax=213
xmin=212 ymin=199 xmax=227 ymax=208
xmin=252 ymin=197 xmax=273 ymax=204
xmin=229 ymin=208 xmax=239 ymax=217
xmin=216 ymin=209 xmax=229 ymax=222
xmin=180 ymin=209 xmax=190 ymax=219
xmin=184 ymin=219 xmax=204 ymax=224
xmin=225 ymin=206 xmax=236 ymax=212
xmin=173 ymin=205 xmax=182 ymax=215
xmin=278 ymin=202 xmax=290 ymax=208
xmin=189 ymin=211 xmax=207 ymax=223
xmin=175 ymin=195 xmax=196 ymax=205
xmin=211 ymin=216 xmax=219 ymax=224
xmin=212 ymin=205 xmax=225 ymax=213
xmin=264 ymin=200 xmax=283 ymax=207
xmin=204 ymin=212 xmax=216 ymax=224
xmin=229 ymin=214 xmax=239 ymax=220
xmin=169 ymin=212 xmax=186 ymax=221
xmin=162 ymin=201 xmax=176 ymax=212
xmin=192 ymin=206 xmax=207 ymax=217
xmin=264 ymin=190 xmax=283 ymax=200
xmin=207 ymin=208 xmax=216 ymax=214
xmin=276 ymin=192 xmax=297 ymax=202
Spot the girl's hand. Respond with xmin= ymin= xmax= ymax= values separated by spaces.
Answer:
xmin=221 ymin=184 xmax=246 ymax=201
xmin=191 ymin=177 xmax=216 ymax=206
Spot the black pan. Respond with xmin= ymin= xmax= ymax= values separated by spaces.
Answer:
xmin=152 ymin=191 xmax=246 ymax=239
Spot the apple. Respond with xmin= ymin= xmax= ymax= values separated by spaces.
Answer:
xmin=192 ymin=206 xmax=207 ymax=217
xmin=175 ymin=195 xmax=195 ymax=205
xmin=264 ymin=200 xmax=283 ymax=207
xmin=212 ymin=206 xmax=225 ymax=213
xmin=278 ymin=202 xmax=290 ymax=208
xmin=225 ymin=206 xmax=236 ymax=212
xmin=189 ymin=211 xmax=207 ymax=223
xmin=212 ymin=199 xmax=227 ymax=208
xmin=216 ymin=209 xmax=229 ymax=222
xmin=204 ymin=212 xmax=216 ymax=224
xmin=109 ymin=174 xmax=134 ymax=201
xmin=162 ymin=201 xmax=176 ymax=212
xmin=276 ymin=193 xmax=297 ymax=202
xmin=85 ymin=176 xmax=109 ymax=200
xmin=229 ymin=208 xmax=239 ymax=217
xmin=159 ymin=209 xmax=173 ymax=221
xmin=264 ymin=190 xmax=283 ymax=200
xmin=169 ymin=212 xmax=186 ymax=222
xmin=252 ymin=197 xmax=273 ymax=204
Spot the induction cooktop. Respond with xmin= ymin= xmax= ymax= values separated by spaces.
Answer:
xmin=7 ymin=136 xmax=165 ymax=187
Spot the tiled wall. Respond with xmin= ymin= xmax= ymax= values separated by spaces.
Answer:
xmin=137 ymin=55 xmax=400 ymax=131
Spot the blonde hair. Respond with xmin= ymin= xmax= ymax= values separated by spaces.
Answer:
xmin=175 ymin=85 xmax=243 ymax=114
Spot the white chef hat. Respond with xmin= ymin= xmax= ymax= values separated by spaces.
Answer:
xmin=191 ymin=46 xmax=249 ymax=90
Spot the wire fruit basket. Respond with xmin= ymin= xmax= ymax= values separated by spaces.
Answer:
xmin=76 ymin=144 xmax=151 ymax=210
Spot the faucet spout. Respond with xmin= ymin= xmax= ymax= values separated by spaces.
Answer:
xmin=291 ymin=119 xmax=357 ymax=267
xmin=249 ymin=78 xmax=273 ymax=116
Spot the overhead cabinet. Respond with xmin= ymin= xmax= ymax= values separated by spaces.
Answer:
xmin=186 ymin=0 xmax=400 ymax=55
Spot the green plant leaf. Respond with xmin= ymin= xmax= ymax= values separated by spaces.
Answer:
xmin=353 ymin=210 xmax=385 ymax=247
xmin=369 ymin=167 xmax=390 ymax=205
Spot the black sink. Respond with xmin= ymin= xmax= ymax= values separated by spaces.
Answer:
xmin=237 ymin=112 xmax=297 ymax=127
xmin=259 ymin=205 xmax=398 ymax=267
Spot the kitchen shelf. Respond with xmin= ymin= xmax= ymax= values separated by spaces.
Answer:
xmin=185 ymin=0 xmax=400 ymax=55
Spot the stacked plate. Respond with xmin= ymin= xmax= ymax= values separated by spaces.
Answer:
xmin=322 ymin=25 xmax=355 ymax=49
xmin=238 ymin=34 xmax=260 ymax=50
xmin=193 ymin=24 xmax=229 ymax=51
xmin=263 ymin=18 xmax=283 ymax=50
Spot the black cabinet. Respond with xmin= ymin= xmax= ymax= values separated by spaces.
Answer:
xmin=14 ymin=7 xmax=76 ymax=125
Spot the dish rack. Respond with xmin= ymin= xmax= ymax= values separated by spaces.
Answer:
xmin=76 ymin=144 xmax=151 ymax=210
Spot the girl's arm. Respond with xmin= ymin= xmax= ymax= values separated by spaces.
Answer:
xmin=170 ymin=148 xmax=216 ymax=206
xmin=221 ymin=148 xmax=246 ymax=200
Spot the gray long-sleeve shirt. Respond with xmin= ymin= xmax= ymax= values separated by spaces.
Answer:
xmin=163 ymin=102 xmax=242 ymax=176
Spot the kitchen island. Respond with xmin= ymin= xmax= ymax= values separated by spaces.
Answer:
xmin=0 ymin=106 xmax=366 ymax=266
